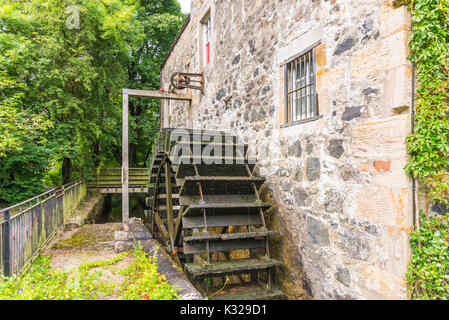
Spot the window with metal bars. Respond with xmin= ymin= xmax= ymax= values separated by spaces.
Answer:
xmin=284 ymin=48 xmax=318 ymax=124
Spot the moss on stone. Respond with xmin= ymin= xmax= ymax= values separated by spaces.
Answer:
xmin=52 ymin=225 xmax=113 ymax=250
xmin=52 ymin=230 xmax=96 ymax=249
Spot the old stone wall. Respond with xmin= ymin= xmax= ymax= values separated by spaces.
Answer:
xmin=161 ymin=0 xmax=413 ymax=300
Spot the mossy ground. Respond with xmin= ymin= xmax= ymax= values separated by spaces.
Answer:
xmin=0 ymin=223 xmax=179 ymax=300
xmin=51 ymin=224 xmax=113 ymax=250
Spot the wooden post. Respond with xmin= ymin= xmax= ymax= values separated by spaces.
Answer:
xmin=189 ymin=99 xmax=193 ymax=129
xmin=165 ymin=162 xmax=174 ymax=243
xmin=122 ymin=90 xmax=129 ymax=222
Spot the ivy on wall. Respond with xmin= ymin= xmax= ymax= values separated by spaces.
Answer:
xmin=406 ymin=214 xmax=449 ymax=299
xmin=400 ymin=0 xmax=449 ymax=206
xmin=394 ymin=0 xmax=449 ymax=299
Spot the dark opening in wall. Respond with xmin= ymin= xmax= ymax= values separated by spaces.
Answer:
xmin=94 ymin=194 xmax=146 ymax=223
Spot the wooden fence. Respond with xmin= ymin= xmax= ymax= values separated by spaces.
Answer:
xmin=0 ymin=180 xmax=86 ymax=277
xmin=87 ymin=167 xmax=149 ymax=194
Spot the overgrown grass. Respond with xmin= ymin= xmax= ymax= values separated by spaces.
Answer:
xmin=0 ymin=244 xmax=179 ymax=300
xmin=118 ymin=246 xmax=179 ymax=300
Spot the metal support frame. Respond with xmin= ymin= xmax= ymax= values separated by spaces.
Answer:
xmin=195 ymin=165 xmax=210 ymax=264
xmin=236 ymin=146 xmax=271 ymax=289
xmin=170 ymin=72 xmax=204 ymax=93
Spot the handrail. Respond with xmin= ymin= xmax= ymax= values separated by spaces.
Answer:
xmin=0 ymin=188 xmax=57 ymax=215
xmin=0 ymin=179 xmax=84 ymax=216
xmin=0 ymin=180 xmax=87 ymax=277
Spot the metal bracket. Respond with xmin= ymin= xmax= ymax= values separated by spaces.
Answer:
xmin=170 ymin=72 xmax=204 ymax=93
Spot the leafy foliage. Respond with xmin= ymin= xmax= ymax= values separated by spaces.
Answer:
xmin=0 ymin=245 xmax=179 ymax=300
xmin=118 ymin=244 xmax=179 ymax=300
xmin=0 ymin=71 xmax=53 ymax=203
xmin=407 ymin=214 xmax=449 ymax=299
xmin=404 ymin=0 xmax=449 ymax=206
xmin=0 ymin=254 xmax=121 ymax=300
xmin=0 ymin=0 xmax=185 ymax=204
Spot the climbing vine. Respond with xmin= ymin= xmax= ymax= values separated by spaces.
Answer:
xmin=402 ymin=0 xmax=449 ymax=206
xmin=397 ymin=0 xmax=449 ymax=300
xmin=406 ymin=213 xmax=449 ymax=299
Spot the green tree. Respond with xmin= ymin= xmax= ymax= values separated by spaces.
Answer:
xmin=1 ymin=0 xmax=144 ymax=202
xmin=0 ymin=0 xmax=185 ymax=205
xmin=0 ymin=71 xmax=52 ymax=204
xmin=107 ymin=0 xmax=185 ymax=167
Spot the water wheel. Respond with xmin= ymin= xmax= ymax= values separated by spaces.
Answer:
xmin=146 ymin=129 xmax=283 ymax=299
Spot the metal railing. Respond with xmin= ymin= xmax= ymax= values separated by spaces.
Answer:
xmin=0 ymin=180 xmax=86 ymax=277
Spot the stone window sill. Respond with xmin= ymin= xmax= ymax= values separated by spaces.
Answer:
xmin=280 ymin=115 xmax=323 ymax=128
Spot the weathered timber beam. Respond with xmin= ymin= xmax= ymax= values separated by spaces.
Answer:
xmin=122 ymin=92 xmax=129 ymax=222
xmin=164 ymin=161 xmax=175 ymax=244
xmin=173 ymin=206 xmax=184 ymax=244
xmin=123 ymin=89 xmax=191 ymax=100
xmin=154 ymin=212 xmax=169 ymax=242
xmin=151 ymin=158 xmax=165 ymax=235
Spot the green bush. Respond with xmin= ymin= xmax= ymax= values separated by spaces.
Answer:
xmin=407 ymin=213 xmax=449 ymax=299
xmin=404 ymin=0 xmax=449 ymax=206
xmin=118 ymin=244 xmax=179 ymax=300
xmin=0 ymin=245 xmax=179 ymax=300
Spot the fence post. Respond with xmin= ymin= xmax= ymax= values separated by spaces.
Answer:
xmin=3 ymin=210 xmax=11 ymax=277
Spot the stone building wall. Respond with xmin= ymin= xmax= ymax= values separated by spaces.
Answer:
xmin=161 ymin=0 xmax=413 ymax=300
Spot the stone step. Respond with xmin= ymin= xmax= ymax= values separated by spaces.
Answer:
xmin=179 ymin=176 xmax=265 ymax=196
xmin=184 ymin=258 xmax=282 ymax=279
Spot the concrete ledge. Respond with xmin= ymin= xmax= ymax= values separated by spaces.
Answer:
xmin=114 ymin=217 xmax=153 ymax=253
xmin=115 ymin=231 xmax=152 ymax=241
xmin=143 ymin=239 xmax=203 ymax=300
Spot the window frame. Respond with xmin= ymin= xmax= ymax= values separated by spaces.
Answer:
xmin=202 ymin=13 xmax=211 ymax=67
xmin=282 ymin=42 xmax=321 ymax=126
